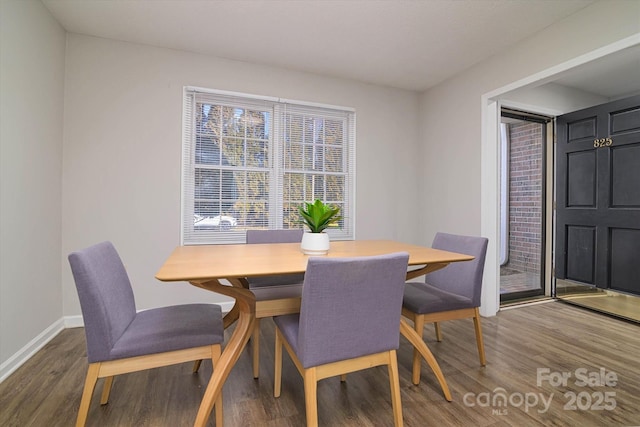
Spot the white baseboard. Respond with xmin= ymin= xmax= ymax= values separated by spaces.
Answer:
xmin=0 ymin=302 xmax=235 ymax=384
xmin=64 ymin=314 xmax=84 ymax=328
xmin=0 ymin=318 xmax=65 ymax=383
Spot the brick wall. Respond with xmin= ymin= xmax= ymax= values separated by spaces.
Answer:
xmin=507 ymin=122 xmax=542 ymax=273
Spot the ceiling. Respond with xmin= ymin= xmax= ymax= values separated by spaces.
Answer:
xmin=550 ymin=43 xmax=640 ymax=99
xmin=41 ymin=0 xmax=609 ymax=93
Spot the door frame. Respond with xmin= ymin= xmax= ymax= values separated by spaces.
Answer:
xmin=499 ymin=108 xmax=554 ymax=302
xmin=479 ymin=34 xmax=640 ymax=317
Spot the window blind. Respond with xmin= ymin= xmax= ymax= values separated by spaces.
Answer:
xmin=182 ymin=87 xmax=355 ymax=244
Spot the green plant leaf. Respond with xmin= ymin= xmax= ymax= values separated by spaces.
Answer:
xmin=298 ymin=199 xmax=341 ymax=233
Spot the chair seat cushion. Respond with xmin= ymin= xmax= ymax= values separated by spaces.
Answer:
xmin=247 ymin=273 xmax=304 ymax=288
xmin=403 ymin=282 xmax=474 ymax=314
xmin=109 ymin=304 xmax=224 ymax=361
xmin=250 ymin=283 xmax=303 ymax=301
xmin=248 ymin=274 xmax=304 ymax=301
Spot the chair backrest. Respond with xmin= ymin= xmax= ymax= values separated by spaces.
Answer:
xmin=297 ymin=252 xmax=410 ymax=368
xmin=246 ymin=229 xmax=305 ymax=287
xmin=68 ymin=241 xmax=137 ymax=363
xmin=426 ymin=233 xmax=488 ymax=307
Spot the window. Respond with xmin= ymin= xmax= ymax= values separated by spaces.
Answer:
xmin=182 ymin=87 xmax=355 ymax=244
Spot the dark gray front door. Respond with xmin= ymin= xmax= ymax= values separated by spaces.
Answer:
xmin=556 ymin=95 xmax=640 ymax=295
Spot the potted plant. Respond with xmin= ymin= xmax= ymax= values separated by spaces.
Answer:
xmin=298 ymin=199 xmax=342 ymax=255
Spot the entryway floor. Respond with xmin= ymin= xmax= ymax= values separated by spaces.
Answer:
xmin=500 ymin=269 xmax=540 ymax=294
xmin=556 ymin=280 xmax=640 ymax=323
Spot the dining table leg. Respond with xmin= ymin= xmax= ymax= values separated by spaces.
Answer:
xmin=222 ymin=300 xmax=240 ymax=328
xmin=401 ymin=262 xmax=452 ymax=401
xmin=190 ymin=278 xmax=256 ymax=427
xmin=399 ymin=318 xmax=452 ymax=401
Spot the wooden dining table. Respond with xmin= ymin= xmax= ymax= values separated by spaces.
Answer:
xmin=155 ymin=239 xmax=474 ymax=426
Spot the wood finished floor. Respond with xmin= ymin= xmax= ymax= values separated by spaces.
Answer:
xmin=1 ymin=301 xmax=639 ymax=426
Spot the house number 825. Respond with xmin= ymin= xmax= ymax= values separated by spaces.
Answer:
xmin=594 ymin=137 xmax=613 ymax=148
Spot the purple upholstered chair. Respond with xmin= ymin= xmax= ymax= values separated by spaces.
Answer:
xmin=245 ymin=229 xmax=305 ymax=378
xmin=68 ymin=241 xmax=224 ymax=427
xmin=402 ymin=233 xmax=488 ymax=384
xmin=273 ymin=252 xmax=410 ymax=427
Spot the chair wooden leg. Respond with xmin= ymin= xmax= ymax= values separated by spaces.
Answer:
xmin=76 ymin=363 xmax=100 ymax=427
xmin=303 ymin=368 xmax=319 ymax=427
xmin=252 ymin=318 xmax=261 ymax=378
xmin=473 ymin=307 xmax=486 ymax=366
xmin=274 ymin=329 xmax=283 ymax=398
xmin=340 ymin=374 xmax=347 ymax=382
xmin=387 ymin=350 xmax=403 ymax=427
xmin=99 ymin=375 xmax=114 ymax=405
xmin=193 ymin=360 xmax=203 ymax=373
xmin=212 ymin=345 xmax=224 ymax=427
xmin=434 ymin=322 xmax=443 ymax=342
xmin=412 ymin=315 xmax=425 ymax=385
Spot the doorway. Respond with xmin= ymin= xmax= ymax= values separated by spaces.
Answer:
xmin=500 ymin=109 xmax=552 ymax=302
xmin=480 ymin=38 xmax=640 ymax=317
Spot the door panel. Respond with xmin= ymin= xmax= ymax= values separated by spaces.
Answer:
xmin=611 ymin=106 xmax=640 ymax=133
xmin=611 ymin=143 xmax=640 ymax=207
xmin=567 ymin=150 xmax=596 ymax=207
xmin=556 ymin=95 xmax=640 ymax=295
xmin=565 ymin=225 xmax=595 ymax=284
xmin=568 ymin=116 xmax=597 ymax=140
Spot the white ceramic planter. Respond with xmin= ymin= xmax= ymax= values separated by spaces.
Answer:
xmin=300 ymin=232 xmax=330 ymax=255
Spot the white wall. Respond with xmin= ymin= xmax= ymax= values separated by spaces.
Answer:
xmin=501 ymin=82 xmax=608 ymax=117
xmin=61 ymin=34 xmax=420 ymax=316
xmin=0 ymin=0 xmax=66 ymax=374
xmin=418 ymin=0 xmax=640 ymax=316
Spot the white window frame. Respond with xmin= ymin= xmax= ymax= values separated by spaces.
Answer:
xmin=181 ymin=87 xmax=356 ymax=245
